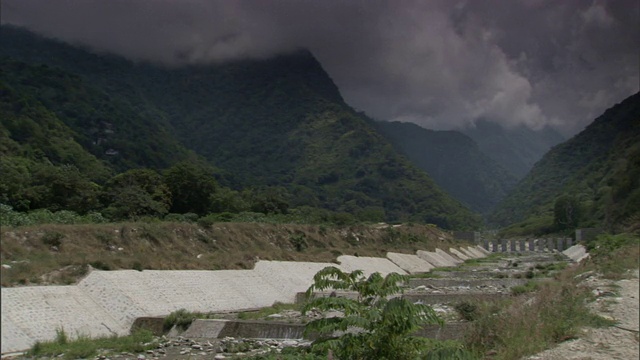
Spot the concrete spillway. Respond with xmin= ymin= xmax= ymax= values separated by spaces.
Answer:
xmin=2 ymin=261 xmax=334 ymax=353
xmin=1 ymin=245 xmax=505 ymax=354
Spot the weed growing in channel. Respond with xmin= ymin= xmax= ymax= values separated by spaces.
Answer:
xmin=27 ymin=328 xmax=156 ymax=360
xmin=464 ymin=271 xmax=615 ymax=359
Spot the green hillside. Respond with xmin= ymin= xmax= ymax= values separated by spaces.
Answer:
xmin=462 ymin=119 xmax=565 ymax=179
xmin=374 ymin=121 xmax=517 ymax=214
xmin=490 ymin=92 xmax=640 ymax=233
xmin=0 ymin=26 xmax=480 ymax=229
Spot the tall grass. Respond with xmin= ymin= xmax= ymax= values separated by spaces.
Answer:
xmin=584 ymin=233 xmax=640 ymax=279
xmin=464 ymin=278 xmax=613 ymax=360
xmin=462 ymin=233 xmax=640 ymax=360
xmin=27 ymin=328 xmax=156 ymax=360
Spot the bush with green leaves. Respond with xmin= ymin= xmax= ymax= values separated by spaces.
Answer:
xmin=302 ymin=267 xmax=476 ymax=360
xmin=0 ymin=204 xmax=108 ymax=227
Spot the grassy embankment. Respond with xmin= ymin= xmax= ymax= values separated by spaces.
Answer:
xmin=0 ymin=220 xmax=456 ymax=287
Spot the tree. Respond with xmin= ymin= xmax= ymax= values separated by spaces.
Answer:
xmin=302 ymin=267 xmax=474 ymax=359
xmin=163 ymin=162 xmax=217 ymax=215
xmin=553 ymin=194 xmax=582 ymax=231
xmin=245 ymin=186 xmax=290 ymax=215
xmin=102 ymin=169 xmax=171 ymax=220
xmin=29 ymin=163 xmax=102 ymax=214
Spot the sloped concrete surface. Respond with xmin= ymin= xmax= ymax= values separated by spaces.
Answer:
xmin=2 ymin=246 xmax=492 ymax=354
xmin=1 ymin=285 xmax=128 ymax=352
xmin=462 ymin=247 xmax=483 ymax=258
xmin=337 ymin=255 xmax=407 ymax=276
xmin=436 ymin=249 xmax=463 ymax=264
xmin=1 ymin=308 xmax=37 ymax=354
xmin=562 ymin=245 xmax=589 ymax=262
xmin=254 ymin=261 xmax=335 ymax=303
xmin=386 ymin=252 xmax=434 ymax=274
xmin=416 ymin=250 xmax=453 ymax=267
xmin=449 ymin=248 xmax=471 ymax=261
xmin=474 ymin=245 xmax=492 ymax=255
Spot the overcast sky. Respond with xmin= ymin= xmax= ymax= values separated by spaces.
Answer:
xmin=3 ymin=0 xmax=638 ymax=136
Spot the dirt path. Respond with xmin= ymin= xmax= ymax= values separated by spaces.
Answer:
xmin=526 ymin=269 xmax=639 ymax=360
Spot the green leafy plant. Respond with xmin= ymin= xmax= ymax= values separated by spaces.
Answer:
xmin=302 ymin=267 xmax=474 ymax=359
xmin=163 ymin=309 xmax=203 ymax=332
xmin=290 ymin=233 xmax=308 ymax=252
xmin=454 ymin=301 xmax=479 ymax=321
xmin=42 ymin=232 xmax=64 ymax=247
xmin=511 ymin=280 xmax=540 ymax=295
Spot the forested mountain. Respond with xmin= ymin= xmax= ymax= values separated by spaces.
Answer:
xmin=462 ymin=119 xmax=565 ymax=179
xmin=490 ymin=92 xmax=640 ymax=233
xmin=374 ymin=121 xmax=517 ymax=214
xmin=0 ymin=26 xmax=481 ymax=229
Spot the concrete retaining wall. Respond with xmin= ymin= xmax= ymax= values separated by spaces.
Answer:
xmin=449 ymin=248 xmax=471 ymax=261
xmin=386 ymin=252 xmax=434 ymax=274
xmin=436 ymin=249 xmax=464 ymax=264
xmin=1 ymin=245 xmax=494 ymax=354
xmin=337 ymin=255 xmax=407 ymax=276
xmin=416 ymin=250 xmax=453 ymax=267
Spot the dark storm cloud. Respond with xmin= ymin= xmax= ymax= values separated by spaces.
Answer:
xmin=3 ymin=0 xmax=638 ymax=136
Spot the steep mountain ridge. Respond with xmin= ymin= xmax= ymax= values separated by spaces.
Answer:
xmin=490 ymin=92 xmax=640 ymax=231
xmin=0 ymin=26 xmax=480 ymax=228
xmin=374 ymin=121 xmax=517 ymax=214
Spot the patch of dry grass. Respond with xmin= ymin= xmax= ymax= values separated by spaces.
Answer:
xmin=0 ymin=222 xmax=459 ymax=287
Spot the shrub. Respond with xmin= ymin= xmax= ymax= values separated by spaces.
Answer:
xmin=290 ymin=233 xmax=308 ymax=252
xmin=302 ymin=267 xmax=475 ymax=359
xmin=90 ymin=261 xmax=111 ymax=271
xmin=197 ymin=214 xmax=217 ymax=228
xmin=511 ymin=281 xmax=540 ymax=295
xmin=41 ymin=232 xmax=64 ymax=248
xmin=132 ymin=261 xmax=144 ymax=272
xmin=163 ymin=309 xmax=202 ymax=332
xmin=454 ymin=301 xmax=479 ymax=321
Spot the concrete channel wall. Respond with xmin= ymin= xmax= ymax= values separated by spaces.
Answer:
xmin=1 ymin=243 xmax=572 ymax=354
xmin=480 ymin=238 xmax=572 ymax=253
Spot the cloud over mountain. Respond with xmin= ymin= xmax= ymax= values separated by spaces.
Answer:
xmin=4 ymin=0 xmax=638 ymax=136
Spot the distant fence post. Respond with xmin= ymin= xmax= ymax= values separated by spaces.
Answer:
xmin=529 ymin=239 xmax=535 ymax=251
xmin=492 ymin=240 xmax=499 ymax=252
xmin=483 ymin=238 xmax=489 ymax=250
xmin=566 ymin=238 xmax=573 ymax=248
xmin=501 ymin=239 xmax=507 ymax=252
xmin=547 ymin=238 xmax=555 ymax=251
xmin=557 ymin=238 xmax=564 ymax=251
xmin=510 ymin=240 xmax=516 ymax=252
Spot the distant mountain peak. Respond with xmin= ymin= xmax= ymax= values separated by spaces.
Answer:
xmin=461 ymin=119 xmax=565 ymax=179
